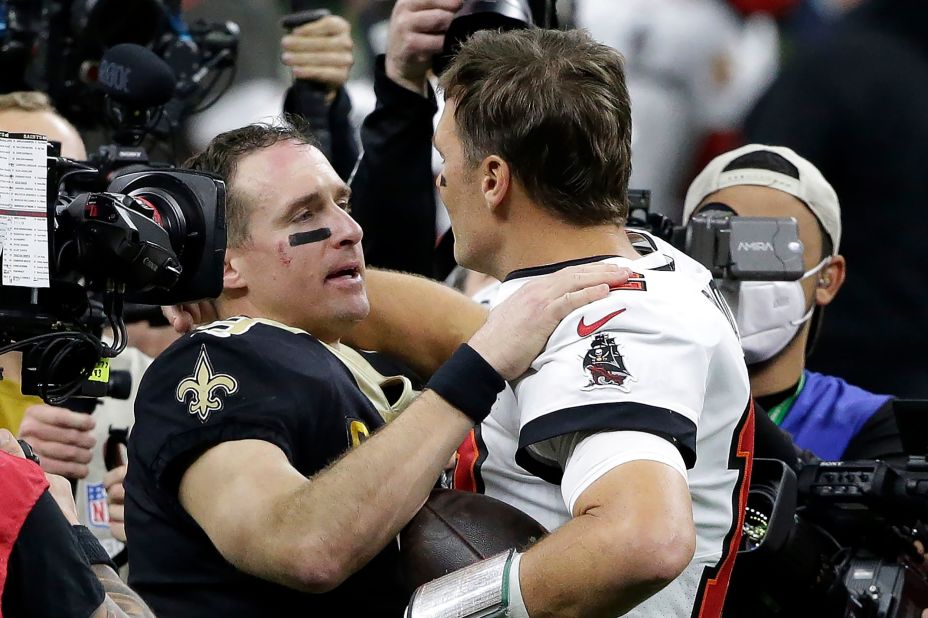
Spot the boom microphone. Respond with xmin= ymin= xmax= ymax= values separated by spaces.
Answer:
xmin=98 ymin=43 xmax=177 ymax=108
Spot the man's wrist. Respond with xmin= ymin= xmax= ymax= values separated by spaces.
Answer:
xmin=71 ymin=524 xmax=118 ymax=571
xmin=384 ymin=57 xmax=429 ymax=97
xmin=426 ymin=344 xmax=505 ymax=424
xmin=405 ymin=549 xmax=527 ymax=618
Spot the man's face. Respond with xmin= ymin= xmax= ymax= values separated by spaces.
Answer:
xmin=434 ymin=99 xmax=495 ymax=273
xmin=228 ymin=140 xmax=368 ymax=341
xmin=0 ymin=109 xmax=87 ymax=159
xmin=696 ymin=184 xmax=825 ymax=302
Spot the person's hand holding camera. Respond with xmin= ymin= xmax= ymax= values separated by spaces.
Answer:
xmin=18 ymin=403 xmax=96 ymax=479
xmin=385 ymin=0 xmax=463 ymax=95
xmin=281 ymin=14 xmax=354 ymax=100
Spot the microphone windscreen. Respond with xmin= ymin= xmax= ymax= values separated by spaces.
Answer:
xmin=98 ymin=43 xmax=177 ymax=108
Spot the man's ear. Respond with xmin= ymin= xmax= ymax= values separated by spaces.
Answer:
xmin=815 ymin=254 xmax=846 ymax=306
xmin=481 ymin=155 xmax=511 ymax=213
xmin=223 ymin=248 xmax=248 ymax=290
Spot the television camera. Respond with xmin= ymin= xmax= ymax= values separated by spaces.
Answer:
xmin=727 ymin=456 xmax=928 ymax=617
xmin=0 ymin=133 xmax=226 ymax=404
xmin=626 ymin=189 xmax=805 ymax=282
xmin=0 ymin=0 xmax=238 ymax=404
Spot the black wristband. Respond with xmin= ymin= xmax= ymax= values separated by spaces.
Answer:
xmin=427 ymin=344 xmax=505 ymax=424
xmin=71 ymin=525 xmax=118 ymax=571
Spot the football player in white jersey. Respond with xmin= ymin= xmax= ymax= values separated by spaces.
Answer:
xmin=406 ymin=28 xmax=754 ymax=618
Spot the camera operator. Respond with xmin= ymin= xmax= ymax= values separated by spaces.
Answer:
xmin=0 ymin=429 xmax=154 ymax=617
xmin=0 ymin=90 xmax=169 ymax=560
xmin=277 ymin=1 xmax=460 ymax=278
xmin=682 ymin=144 xmax=904 ymax=461
xmin=0 ymin=92 xmax=87 ymax=433
xmin=351 ymin=0 xmax=463 ymax=277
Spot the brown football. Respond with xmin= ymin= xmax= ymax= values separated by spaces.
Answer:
xmin=399 ymin=488 xmax=548 ymax=592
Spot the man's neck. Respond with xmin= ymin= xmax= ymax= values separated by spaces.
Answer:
xmin=748 ymin=332 xmax=808 ymax=397
xmin=493 ymin=216 xmax=640 ymax=280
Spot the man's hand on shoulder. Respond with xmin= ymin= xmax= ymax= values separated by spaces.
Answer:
xmin=162 ymin=300 xmax=218 ymax=333
xmin=469 ymin=264 xmax=630 ymax=380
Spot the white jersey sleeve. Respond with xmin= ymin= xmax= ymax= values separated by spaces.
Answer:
xmin=511 ymin=272 xmax=720 ymax=485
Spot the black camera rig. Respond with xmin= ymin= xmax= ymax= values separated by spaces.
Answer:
xmin=727 ymin=457 xmax=928 ymax=617
xmin=0 ymin=0 xmax=238 ymax=144
xmin=0 ymin=135 xmax=225 ymax=404
xmin=626 ymin=189 xmax=805 ymax=282
xmin=0 ymin=0 xmax=238 ymax=403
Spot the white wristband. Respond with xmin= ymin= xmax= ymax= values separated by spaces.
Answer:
xmin=506 ymin=552 xmax=530 ymax=618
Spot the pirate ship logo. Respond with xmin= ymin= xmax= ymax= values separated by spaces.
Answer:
xmin=582 ymin=333 xmax=634 ymax=392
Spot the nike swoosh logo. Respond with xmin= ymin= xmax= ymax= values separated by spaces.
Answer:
xmin=577 ymin=309 xmax=627 ymax=337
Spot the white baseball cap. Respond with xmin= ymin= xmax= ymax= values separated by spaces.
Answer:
xmin=682 ymin=144 xmax=842 ymax=254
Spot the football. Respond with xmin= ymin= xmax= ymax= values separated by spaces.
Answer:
xmin=399 ymin=488 xmax=548 ymax=592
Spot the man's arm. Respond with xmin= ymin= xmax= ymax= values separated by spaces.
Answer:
xmin=165 ymin=269 xmax=487 ymax=379
xmin=89 ymin=565 xmax=152 ymax=618
xmin=344 ymin=269 xmax=487 ymax=378
xmin=0 ymin=433 xmax=154 ymax=618
xmin=519 ymin=460 xmax=696 ymax=618
xmin=178 ymin=264 xmax=628 ymax=592
xmin=180 ymin=392 xmax=470 ymax=592
xmin=280 ymin=13 xmax=359 ymax=179
xmin=350 ymin=0 xmax=462 ymax=276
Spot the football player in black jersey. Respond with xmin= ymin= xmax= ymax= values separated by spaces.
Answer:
xmin=124 ymin=120 xmax=629 ymax=616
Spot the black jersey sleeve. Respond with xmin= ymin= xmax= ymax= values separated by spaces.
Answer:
xmin=132 ymin=322 xmax=330 ymax=495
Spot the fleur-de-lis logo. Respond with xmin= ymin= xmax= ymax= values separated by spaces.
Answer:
xmin=175 ymin=345 xmax=238 ymax=423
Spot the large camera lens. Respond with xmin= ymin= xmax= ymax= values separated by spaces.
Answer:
xmin=106 ymin=169 xmax=226 ymax=304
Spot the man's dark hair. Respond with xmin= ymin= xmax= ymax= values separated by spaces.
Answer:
xmin=185 ymin=116 xmax=319 ymax=247
xmin=725 ymin=150 xmax=833 ymax=258
xmin=439 ymin=28 xmax=633 ymax=226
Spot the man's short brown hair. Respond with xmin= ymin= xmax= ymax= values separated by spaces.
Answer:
xmin=184 ymin=117 xmax=318 ymax=247
xmin=440 ymin=28 xmax=633 ymax=226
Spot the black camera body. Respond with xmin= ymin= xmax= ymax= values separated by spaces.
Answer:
xmin=0 ymin=137 xmax=225 ymax=402
xmin=727 ymin=458 xmax=928 ymax=617
xmin=1 ymin=0 xmax=238 ymax=138
xmin=625 ymin=190 xmax=806 ymax=282
xmin=685 ymin=210 xmax=805 ymax=281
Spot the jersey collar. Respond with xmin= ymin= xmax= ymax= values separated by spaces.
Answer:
xmin=503 ymin=255 xmax=620 ymax=282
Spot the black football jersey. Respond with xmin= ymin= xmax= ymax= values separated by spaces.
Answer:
xmin=126 ymin=317 xmax=405 ymax=616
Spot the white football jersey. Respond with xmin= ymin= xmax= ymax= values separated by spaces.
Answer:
xmin=454 ymin=231 xmax=754 ymax=617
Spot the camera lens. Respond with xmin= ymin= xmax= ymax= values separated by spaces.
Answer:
xmin=129 ymin=189 xmax=190 ymax=258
